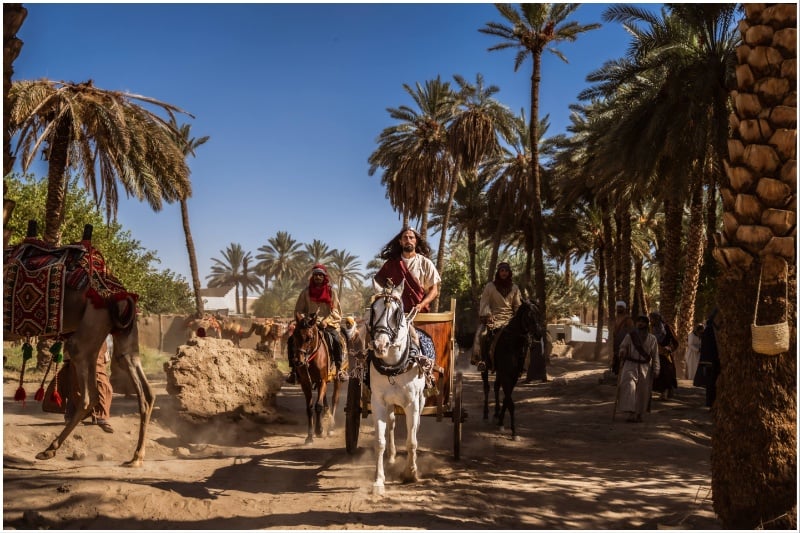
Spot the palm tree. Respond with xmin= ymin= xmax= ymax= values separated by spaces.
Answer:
xmin=480 ymin=3 xmax=601 ymax=317
xmin=327 ymin=248 xmax=364 ymax=295
xmin=367 ymin=77 xmax=456 ymax=238
xmin=3 ymin=3 xmax=26 ymax=177
xmin=9 ymin=79 xmax=190 ymax=244
xmin=712 ymin=4 xmax=796 ymax=529
xmin=437 ymin=73 xmax=514 ymax=310
xmin=207 ymin=243 xmax=262 ymax=315
xmin=300 ymin=238 xmax=333 ymax=275
xmin=3 ymin=3 xmax=26 ymax=248
xmin=168 ymin=117 xmax=209 ymax=318
xmin=255 ymin=230 xmax=304 ymax=289
xmin=582 ymin=4 xmax=740 ymax=347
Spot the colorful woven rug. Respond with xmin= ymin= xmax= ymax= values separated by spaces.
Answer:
xmin=3 ymin=261 xmax=65 ymax=338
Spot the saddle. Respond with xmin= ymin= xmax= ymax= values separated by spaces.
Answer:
xmin=4 ymin=236 xmax=134 ymax=338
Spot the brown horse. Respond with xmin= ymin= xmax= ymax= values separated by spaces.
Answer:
xmin=4 ymin=226 xmax=155 ymax=466
xmin=291 ymin=311 xmax=342 ymax=443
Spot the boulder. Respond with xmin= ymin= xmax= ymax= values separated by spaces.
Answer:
xmin=163 ymin=337 xmax=283 ymax=420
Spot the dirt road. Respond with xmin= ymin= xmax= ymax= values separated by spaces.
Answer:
xmin=3 ymin=354 xmax=720 ymax=529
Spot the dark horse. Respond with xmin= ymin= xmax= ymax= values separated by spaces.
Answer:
xmin=291 ymin=311 xmax=342 ymax=443
xmin=480 ymin=299 xmax=545 ymax=440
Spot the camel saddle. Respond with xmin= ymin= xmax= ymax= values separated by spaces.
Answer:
xmin=3 ymin=237 xmax=131 ymax=338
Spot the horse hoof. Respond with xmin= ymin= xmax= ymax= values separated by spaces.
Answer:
xmin=122 ymin=458 xmax=144 ymax=468
xmin=36 ymin=450 xmax=56 ymax=461
xmin=511 ymin=435 xmax=520 ymax=442
xmin=402 ymin=473 xmax=419 ymax=484
xmin=304 ymin=436 xmax=314 ymax=444
xmin=373 ymin=484 xmax=386 ymax=497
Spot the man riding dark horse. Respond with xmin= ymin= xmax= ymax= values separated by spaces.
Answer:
xmin=287 ymin=264 xmax=346 ymax=384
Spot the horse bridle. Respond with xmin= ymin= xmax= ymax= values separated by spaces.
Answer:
xmin=368 ymin=291 xmax=406 ymax=346
xmin=294 ymin=319 xmax=323 ymax=363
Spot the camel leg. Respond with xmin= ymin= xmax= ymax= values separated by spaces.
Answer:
xmin=116 ymin=335 xmax=155 ymax=467
xmin=372 ymin=402 xmax=388 ymax=496
xmin=37 ymin=330 xmax=106 ymax=461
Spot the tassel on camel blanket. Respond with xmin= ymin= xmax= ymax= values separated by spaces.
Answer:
xmin=48 ymin=341 xmax=64 ymax=408
xmin=34 ymin=341 xmax=63 ymax=402
xmin=15 ymin=341 xmax=34 ymax=404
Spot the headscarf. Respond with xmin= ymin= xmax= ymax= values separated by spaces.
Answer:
xmin=493 ymin=262 xmax=513 ymax=297
xmin=649 ymin=312 xmax=667 ymax=343
xmin=308 ymin=264 xmax=332 ymax=305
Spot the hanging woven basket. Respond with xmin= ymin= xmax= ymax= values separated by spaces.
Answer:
xmin=751 ymin=321 xmax=790 ymax=355
xmin=751 ymin=265 xmax=790 ymax=356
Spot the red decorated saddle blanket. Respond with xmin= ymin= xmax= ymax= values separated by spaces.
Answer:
xmin=3 ymin=238 xmax=134 ymax=338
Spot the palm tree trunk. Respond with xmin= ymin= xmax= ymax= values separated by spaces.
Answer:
xmin=434 ymin=173 xmax=459 ymax=311
xmin=619 ymin=200 xmax=632 ymax=305
xmin=601 ymin=200 xmax=616 ymax=339
xmin=468 ymin=224 xmax=479 ymax=315
xmin=4 ymin=3 xmax=26 ymax=177
xmin=593 ymin=247 xmax=606 ymax=361
xmin=181 ymin=199 xmax=204 ymax=317
xmin=242 ymin=258 xmax=249 ymax=317
xmin=711 ymin=5 xmax=797 ymax=527
xmin=674 ymin=174 xmax=706 ymax=377
xmin=43 ymin=121 xmax=71 ymax=245
xmin=529 ymin=52 xmax=547 ymax=316
xmin=632 ymin=257 xmax=646 ymax=318
xmin=488 ymin=207 xmax=507 ymax=281
xmin=660 ymin=198 xmax=682 ymax=323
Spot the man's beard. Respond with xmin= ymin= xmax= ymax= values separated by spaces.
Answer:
xmin=403 ymin=244 xmax=415 ymax=253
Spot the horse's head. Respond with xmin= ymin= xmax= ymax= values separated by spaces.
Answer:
xmin=368 ymin=278 xmax=409 ymax=363
xmin=517 ymin=299 xmax=546 ymax=340
xmin=292 ymin=311 xmax=321 ymax=358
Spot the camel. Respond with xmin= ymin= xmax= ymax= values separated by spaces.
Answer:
xmin=4 ymin=224 xmax=154 ymax=466
xmin=184 ymin=314 xmax=222 ymax=339
xmin=247 ymin=319 xmax=286 ymax=355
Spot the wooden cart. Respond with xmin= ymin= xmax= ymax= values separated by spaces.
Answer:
xmin=345 ymin=298 xmax=464 ymax=459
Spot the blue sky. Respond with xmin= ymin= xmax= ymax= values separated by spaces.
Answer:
xmin=11 ymin=2 xmax=659 ymax=286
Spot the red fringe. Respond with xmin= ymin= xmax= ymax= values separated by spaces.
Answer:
xmin=51 ymin=390 xmax=63 ymax=407
xmin=34 ymin=387 xmax=45 ymax=401
xmin=14 ymin=386 xmax=26 ymax=403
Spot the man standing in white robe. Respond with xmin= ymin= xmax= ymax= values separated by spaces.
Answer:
xmin=618 ymin=314 xmax=660 ymax=423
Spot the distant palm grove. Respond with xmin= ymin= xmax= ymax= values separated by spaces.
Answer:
xmin=3 ymin=3 xmax=795 ymax=529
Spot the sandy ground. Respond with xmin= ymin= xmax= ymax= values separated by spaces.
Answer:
xmin=2 ymin=351 xmax=720 ymax=530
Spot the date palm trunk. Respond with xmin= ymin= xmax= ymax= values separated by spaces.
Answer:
xmin=181 ymin=198 xmax=204 ymax=317
xmin=711 ymin=4 xmax=796 ymax=528
xmin=674 ymin=173 xmax=706 ymax=377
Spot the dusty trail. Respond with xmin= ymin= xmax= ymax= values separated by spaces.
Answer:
xmin=3 ymin=353 xmax=720 ymax=529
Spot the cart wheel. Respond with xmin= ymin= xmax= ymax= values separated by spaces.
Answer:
xmin=453 ymin=371 xmax=463 ymax=460
xmin=345 ymin=378 xmax=361 ymax=454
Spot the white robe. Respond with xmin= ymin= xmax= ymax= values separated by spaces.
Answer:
xmin=684 ymin=331 xmax=702 ymax=380
xmin=617 ymin=330 xmax=660 ymax=416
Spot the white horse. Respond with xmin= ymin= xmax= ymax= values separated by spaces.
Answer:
xmin=367 ymin=278 xmax=426 ymax=496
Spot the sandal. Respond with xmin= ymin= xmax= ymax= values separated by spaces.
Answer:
xmin=97 ymin=419 xmax=114 ymax=433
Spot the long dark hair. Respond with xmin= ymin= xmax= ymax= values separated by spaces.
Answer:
xmin=378 ymin=227 xmax=432 ymax=260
